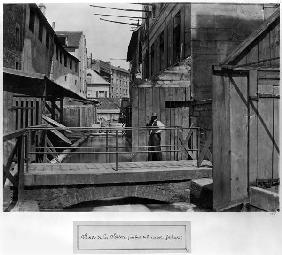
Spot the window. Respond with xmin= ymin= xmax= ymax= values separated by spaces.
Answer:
xmin=159 ymin=31 xmax=165 ymax=71
xmin=65 ymin=76 xmax=67 ymax=81
xmin=29 ymin=8 xmax=35 ymax=32
xmin=105 ymin=91 xmax=107 ymax=98
xmin=75 ymin=62 xmax=78 ymax=72
xmin=15 ymin=61 xmax=19 ymax=70
xmin=152 ymin=4 xmax=156 ymax=19
xmin=64 ymin=54 xmax=67 ymax=67
xmin=96 ymin=91 xmax=98 ymax=98
xmin=70 ymin=59 xmax=72 ymax=70
xmin=173 ymin=12 xmax=181 ymax=64
xmin=15 ymin=25 xmax=20 ymax=45
xmin=150 ymin=44 xmax=155 ymax=76
xmin=38 ymin=21 xmax=43 ymax=42
xmin=46 ymin=32 xmax=49 ymax=48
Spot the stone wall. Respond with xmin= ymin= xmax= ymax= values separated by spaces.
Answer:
xmin=3 ymin=4 xmax=25 ymax=69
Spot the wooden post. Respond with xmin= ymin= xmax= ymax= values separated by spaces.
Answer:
xmin=106 ymin=130 xmax=109 ymax=163
xmin=60 ymin=98 xmax=64 ymax=124
xmin=115 ymin=130 xmax=119 ymax=171
xmin=51 ymin=100 xmax=56 ymax=120
xmin=213 ymin=73 xmax=249 ymax=211
xmin=17 ymin=135 xmax=25 ymax=202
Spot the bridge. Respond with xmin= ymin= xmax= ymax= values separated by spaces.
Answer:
xmin=3 ymin=126 xmax=212 ymax=211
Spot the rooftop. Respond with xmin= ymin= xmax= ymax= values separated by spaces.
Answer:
xmin=86 ymin=69 xmax=110 ymax=85
xmin=56 ymin=31 xmax=83 ymax=48
xmin=111 ymin=65 xmax=129 ymax=74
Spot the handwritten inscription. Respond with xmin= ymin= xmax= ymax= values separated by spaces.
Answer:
xmin=80 ymin=232 xmax=183 ymax=241
xmin=74 ymin=222 xmax=191 ymax=253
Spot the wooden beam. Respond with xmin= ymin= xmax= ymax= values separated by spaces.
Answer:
xmin=222 ymin=9 xmax=279 ymax=65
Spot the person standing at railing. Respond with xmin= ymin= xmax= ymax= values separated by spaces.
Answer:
xmin=146 ymin=113 xmax=165 ymax=161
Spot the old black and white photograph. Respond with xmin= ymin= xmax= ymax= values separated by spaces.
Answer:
xmin=2 ymin=1 xmax=280 ymax=213
xmin=1 ymin=1 xmax=281 ymax=254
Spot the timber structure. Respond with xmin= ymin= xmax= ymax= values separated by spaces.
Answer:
xmin=212 ymin=9 xmax=280 ymax=211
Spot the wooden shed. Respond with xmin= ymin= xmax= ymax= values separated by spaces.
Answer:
xmin=212 ymin=9 xmax=279 ymax=211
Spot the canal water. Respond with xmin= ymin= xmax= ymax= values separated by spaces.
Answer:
xmin=60 ymin=135 xmax=210 ymax=212
xmin=64 ymin=134 xmax=132 ymax=163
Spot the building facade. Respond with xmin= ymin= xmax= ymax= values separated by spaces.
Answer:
xmin=127 ymin=3 xmax=276 ymax=161
xmin=56 ymin=31 xmax=88 ymax=98
xmin=110 ymin=65 xmax=130 ymax=98
xmin=87 ymin=57 xmax=112 ymax=83
xmin=3 ymin=3 xmax=82 ymax=97
xmin=86 ymin=69 xmax=110 ymax=99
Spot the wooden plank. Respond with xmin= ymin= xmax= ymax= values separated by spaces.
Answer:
xmin=22 ymin=99 xmax=26 ymax=129
xmin=39 ymin=98 xmax=43 ymax=125
xmin=246 ymin=44 xmax=258 ymax=64
xmin=49 ymin=127 xmax=72 ymax=145
xmin=138 ymin=87 xmax=147 ymax=161
xmin=222 ymin=9 xmax=279 ymax=65
xmin=257 ymin=96 xmax=273 ymax=180
xmin=258 ymin=78 xmax=280 ymax=86
xmin=212 ymin=74 xmax=231 ymax=210
xmin=145 ymin=87 xmax=152 ymax=123
xmin=175 ymin=107 xmax=182 ymax=160
xmin=26 ymin=100 xmax=30 ymax=127
xmin=272 ymin=97 xmax=279 ymax=179
xmin=165 ymin=107 xmax=171 ymax=160
xmin=159 ymin=88 xmax=166 ymax=160
xmin=42 ymin=115 xmax=72 ymax=133
xmin=258 ymin=70 xmax=280 ymax=80
xmin=16 ymin=99 xmax=20 ymax=130
xmin=170 ymin=107 xmax=175 ymax=160
xmin=32 ymin=99 xmax=36 ymax=126
xmin=248 ymin=70 xmax=258 ymax=185
xmin=181 ymin=107 xmax=190 ymax=159
xmin=258 ymin=32 xmax=271 ymax=62
xmin=230 ymin=76 xmax=248 ymax=202
xmin=131 ymin=87 xmax=139 ymax=162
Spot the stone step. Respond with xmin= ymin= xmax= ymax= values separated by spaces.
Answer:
xmin=190 ymin=178 xmax=213 ymax=209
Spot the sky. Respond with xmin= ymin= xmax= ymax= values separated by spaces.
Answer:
xmin=44 ymin=3 xmax=142 ymax=69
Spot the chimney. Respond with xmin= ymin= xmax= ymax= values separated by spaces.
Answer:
xmin=52 ymin=22 xmax=55 ymax=30
xmin=38 ymin=3 xmax=46 ymax=16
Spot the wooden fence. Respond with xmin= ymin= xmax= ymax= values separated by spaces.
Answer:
xmin=63 ymin=105 xmax=97 ymax=127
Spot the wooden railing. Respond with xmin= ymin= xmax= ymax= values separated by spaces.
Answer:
xmin=3 ymin=125 xmax=212 ymax=203
xmin=25 ymin=125 xmax=209 ymax=170
xmin=3 ymin=129 xmax=27 ymax=201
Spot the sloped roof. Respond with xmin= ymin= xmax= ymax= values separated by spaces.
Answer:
xmin=221 ymin=8 xmax=280 ymax=66
xmin=97 ymin=98 xmax=121 ymax=110
xmin=111 ymin=65 xmax=129 ymax=74
xmin=56 ymin=31 xmax=83 ymax=48
xmin=86 ymin=69 xmax=110 ymax=85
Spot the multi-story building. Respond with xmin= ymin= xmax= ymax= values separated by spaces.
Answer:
xmin=56 ymin=31 xmax=88 ymax=98
xmin=127 ymin=3 xmax=277 ymax=161
xmin=3 ymin=3 xmax=88 ymax=134
xmin=87 ymin=56 xmax=112 ymax=83
xmin=110 ymin=65 xmax=130 ymax=98
xmin=86 ymin=68 xmax=110 ymax=99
